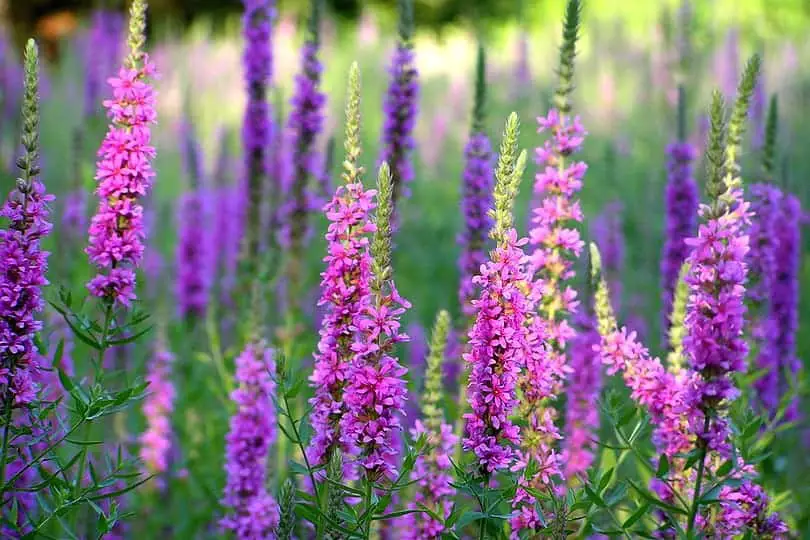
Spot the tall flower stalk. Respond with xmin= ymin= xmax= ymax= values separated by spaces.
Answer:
xmin=284 ymin=0 xmax=326 ymax=283
xmin=340 ymin=161 xmax=409 ymax=481
xmin=661 ymin=85 xmax=698 ymax=341
xmin=683 ymin=58 xmax=760 ymax=535
xmin=86 ymin=0 xmax=157 ymax=306
xmin=139 ymin=340 xmax=175 ymax=485
xmin=463 ymin=113 xmax=529 ymax=477
xmin=404 ymin=310 xmax=457 ymax=539
xmin=0 ymin=42 xmax=52 ymax=524
xmin=220 ymin=342 xmax=280 ymax=538
xmin=458 ymin=44 xmax=493 ymax=319
xmin=516 ymin=2 xmax=584 ymax=528
xmin=380 ymin=0 xmax=419 ymax=210
xmin=308 ymin=64 xmax=375 ymax=471
xmin=241 ymin=0 xmax=275 ymax=269
xmin=684 ymin=59 xmax=759 ymax=460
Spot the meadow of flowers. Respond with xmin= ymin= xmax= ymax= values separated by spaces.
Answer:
xmin=0 ymin=0 xmax=808 ymax=537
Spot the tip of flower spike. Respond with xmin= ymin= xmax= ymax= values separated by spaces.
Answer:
xmin=666 ymin=262 xmax=690 ymax=373
xmin=423 ymin=309 xmax=452 ymax=428
xmin=472 ymin=42 xmax=487 ymax=133
xmin=398 ymin=0 xmax=415 ymax=42
xmin=554 ymin=0 xmax=582 ymax=112
xmin=372 ymin=161 xmax=394 ymax=288
xmin=308 ymin=0 xmax=323 ymax=45
xmin=18 ymin=38 xmax=40 ymax=193
xmin=762 ymin=94 xmax=778 ymax=183
xmin=589 ymin=242 xmax=617 ymax=336
xmin=342 ymin=62 xmax=363 ymax=185
xmin=704 ymin=90 xmax=727 ymax=207
xmin=490 ymin=112 xmax=522 ymax=244
xmin=126 ymin=0 xmax=148 ymax=70
xmin=727 ymin=54 xmax=761 ymax=150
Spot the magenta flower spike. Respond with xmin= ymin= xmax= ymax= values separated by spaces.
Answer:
xmin=86 ymin=1 xmax=157 ymax=307
xmin=308 ymin=64 xmax=375 ymax=472
xmin=220 ymin=342 xmax=280 ymax=538
xmin=139 ymin=342 xmax=175 ymax=483
xmin=514 ymin=3 xmax=584 ymax=531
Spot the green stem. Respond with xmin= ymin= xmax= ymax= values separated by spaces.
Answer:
xmin=0 ymin=399 xmax=14 ymax=500
xmin=686 ymin=415 xmax=711 ymax=538
xmin=363 ymin=477 xmax=373 ymax=540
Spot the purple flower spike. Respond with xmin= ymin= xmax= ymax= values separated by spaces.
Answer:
xmin=380 ymin=8 xmax=419 ymax=209
xmin=464 ymin=230 xmax=533 ymax=475
xmin=458 ymin=131 xmax=494 ymax=318
xmin=139 ymin=343 xmax=175 ymax=481
xmin=284 ymin=27 xmax=326 ymax=252
xmin=307 ymin=179 xmax=376 ymax=471
xmin=220 ymin=342 xmax=280 ymax=539
xmin=661 ymin=141 xmax=698 ymax=340
xmin=175 ymin=190 xmax=212 ymax=320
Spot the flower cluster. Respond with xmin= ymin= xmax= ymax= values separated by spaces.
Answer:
xmin=747 ymin=184 xmax=781 ymax=412
xmin=380 ymin=41 xmax=419 ymax=205
xmin=139 ymin=345 xmax=175 ymax=480
xmin=0 ymin=39 xmax=52 ymax=409
xmin=175 ymin=190 xmax=212 ymax=320
xmin=220 ymin=342 xmax=280 ymax=538
xmin=284 ymin=35 xmax=326 ymax=251
xmin=307 ymin=182 xmax=376 ymax=469
xmin=340 ymin=283 xmax=410 ymax=480
xmin=516 ymin=106 xmax=586 ymax=516
xmin=661 ymin=141 xmax=698 ymax=338
xmin=464 ymin=229 xmax=533 ymax=475
xmin=561 ymin=309 xmax=601 ymax=480
xmin=0 ymin=179 xmax=52 ymax=408
xmin=592 ymin=200 xmax=625 ymax=311
xmin=458 ymin=131 xmax=493 ymax=318
xmin=598 ymin=327 xmax=692 ymax=458
xmin=715 ymin=480 xmax=788 ymax=538
xmin=770 ymin=193 xmax=801 ymax=420
xmin=83 ymin=9 xmax=125 ymax=119
xmin=241 ymin=0 xmax=275 ymax=262
xmin=340 ymin=162 xmax=409 ymax=481
xmin=404 ymin=422 xmax=457 ymax=539
xmin=683 ymin=192 xmax=750 ymax=453
xmin=86 ymin=57 xmax=157 ymax=306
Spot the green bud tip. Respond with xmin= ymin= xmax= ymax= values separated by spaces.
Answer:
xmin=308 ymin=0 xmax=323 ymax=45
xmin=762 ymin=94 xmax=778 ymax=182
xmin=704 ymin=90 xmax=727 ymax=208
xmin=371 ymin=161 xmax=394 ymax=290
xmin=666 ymin=263 xmax=690 ymax=374
xmin=472 ymin=43 xmax=487 ymax=133
xmin=490 ymin=112 xmax=522 ymax=244
xmin=423 ymin=309 xmax=451 ymax=432
xmin=589 ymin=242 xmax=617 ymax=337
xmin=126 ymin=0 xmax=148 ymax=70
xmin=398 ymin=0 xmax=415 ymax=43
xmin=342 ymin=62 xmax=363 ymax=186
xmin=18 ymin=39 xmax=40 ymax=193
xmin=554 ymin=0 xmax=582 ymax=113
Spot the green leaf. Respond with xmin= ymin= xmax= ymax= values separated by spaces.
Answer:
xmin=583 ymin=484 xmax=606 ymax=508
xmin=622 ymin=503 xmax=650 ymax=528
xmin=598 ymin=467 xmax=614 ymax=492
xmin=605 ymin=482 xmax=628 ymax=507
xmin=715 ymin=459 xmax=734 ymax=478
xmin=454 ymin=511 xmax=485 ymax=531
xmin=627 ymin=479 xmax=687 ymax=516
xmin=655 ymin=456 xmax=669 ymax=478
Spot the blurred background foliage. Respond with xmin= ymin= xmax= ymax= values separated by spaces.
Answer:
xmin=5 ymin=0 xmax=810 ymax=51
